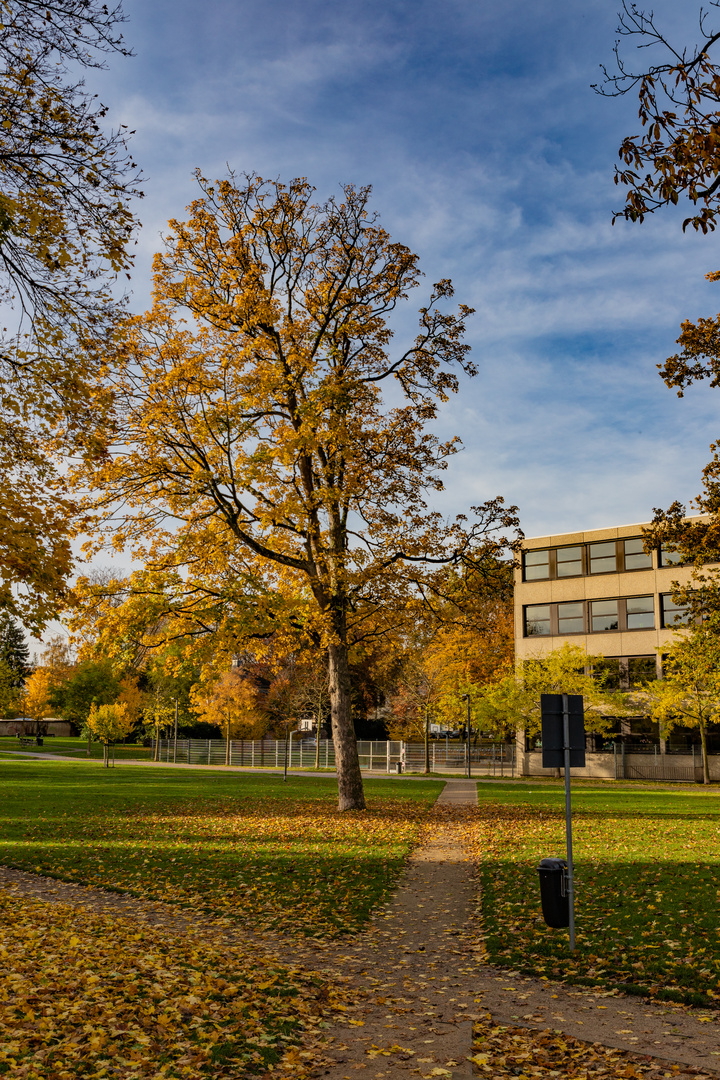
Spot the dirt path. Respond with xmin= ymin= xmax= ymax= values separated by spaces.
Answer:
xmin=0 ymin=779 xmax=718 ymax=1078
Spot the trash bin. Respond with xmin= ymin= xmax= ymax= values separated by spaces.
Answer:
xmin=396 ymin=761 xmax=403 ymax=774
xmin=537 ymin=857 xmax=569 ymax=928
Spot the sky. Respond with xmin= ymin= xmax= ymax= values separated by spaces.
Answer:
xmin=83 ymin=0 xmax=720 ymax=541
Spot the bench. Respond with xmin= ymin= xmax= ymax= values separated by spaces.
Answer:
xmin=19 ymin=737 xmax=42 ymax=746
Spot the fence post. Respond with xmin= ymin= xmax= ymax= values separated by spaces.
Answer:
xmin=621 ymin=741 xmax=625 ymax=779
xmin=500 ymin=742 xmax=504 ymax=777
xmin=432 ymin=742 xmax=435 ymax=772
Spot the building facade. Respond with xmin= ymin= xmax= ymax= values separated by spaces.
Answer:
xmin=514 ymin=521 xmax=695 ymax=690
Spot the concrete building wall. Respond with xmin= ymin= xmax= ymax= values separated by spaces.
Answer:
xmin=514 ymin=521 xmax=698 ymax=676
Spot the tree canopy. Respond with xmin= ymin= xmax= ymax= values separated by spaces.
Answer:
xmin=597 ymin=2 xmax=720 ymax=232
xmin=0 ymin=0 xmax=141 ymax=630
xmin=74 ymin=173 xmax=520 ymax=809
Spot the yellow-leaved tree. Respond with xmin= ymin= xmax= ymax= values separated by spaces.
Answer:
xmin=23 ymin=668 xmax=51 ymax=735
xmin=191 ymin=669 xmax=269 ymax=765
xmin=86 ymin=702 xmax=135 ymax=766
xmin=75 ymin=174 xmax=520 ymax=810
xmin=0 ymin=1 xmax=140 ymax=630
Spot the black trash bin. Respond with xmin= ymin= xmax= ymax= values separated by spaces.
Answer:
xmin=537 ymin=857 xmax=569 ymax=928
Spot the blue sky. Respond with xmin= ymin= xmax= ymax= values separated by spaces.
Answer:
xmin=88 ymin=0 xmax=720 ymax=539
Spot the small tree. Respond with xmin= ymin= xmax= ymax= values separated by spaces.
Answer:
xmin=191 ymin=669 xmax=269 ymax=764
xmin=474 ymin=644 xmax=629 ymax=743
xmin=645 ymin=628 xmax=720 ymax=784
xmin=86 ymin=702 xmax=135 ymax=766
xmin=23 ymin=668 xmax=51 ymax=735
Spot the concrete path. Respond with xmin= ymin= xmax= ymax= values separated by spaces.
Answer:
xmin=435 ymin=780 xmax=478 ymax=806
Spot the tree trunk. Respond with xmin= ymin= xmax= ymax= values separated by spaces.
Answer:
xmin=153 ymin=725 xmax=160 ymax=762
xmin=700 ymin=723 xmax=710 ymax=784
xmin=327 ymin=639 xmax=365 ymax=810
xmin=314 ymin=689 xmax=322 ymax=771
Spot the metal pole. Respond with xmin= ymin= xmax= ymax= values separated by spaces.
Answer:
xmin=424 ymin=706 xmax=430 ymax=775
xmin=284 ymin=722 xmax=289 ymax=782
xmin=462 ymin=694 xmax=471 ymax=779
xmin=562 ymin=694 xmax=576 ymax=952
xmin=173 ymin=699 xmax=178 ymax=763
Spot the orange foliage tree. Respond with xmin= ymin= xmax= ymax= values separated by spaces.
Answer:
xmin=75 ymin=175 xmax=519 ymax=810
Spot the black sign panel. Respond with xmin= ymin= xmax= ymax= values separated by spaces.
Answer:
xmin=540 ymin=693 xmax=586 ymax=768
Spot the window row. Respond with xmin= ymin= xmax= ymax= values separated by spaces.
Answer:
xmin=523 ymin=538 xmax=680 ymax=582
xmin=524 ymin=593 xmax=689 ymax=637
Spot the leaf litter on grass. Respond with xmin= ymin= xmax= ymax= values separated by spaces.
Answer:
xmin=470 ymin=1017 xmax=718 ymax=1079
xmin=0 ymin=890 xmax=354 ymax=1079
xmin=1 ymin=796 xmax=431 ymax=938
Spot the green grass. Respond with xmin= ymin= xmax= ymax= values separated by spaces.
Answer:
xmin=0 ymin=735 xmax=151 ymax=760
xmin=0 ymin=758 xmax=442 ymax=937
xmin=463 ymin=782 xmax=720 ymax=1005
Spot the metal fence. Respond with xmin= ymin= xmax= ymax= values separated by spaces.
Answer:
xmin=155 ymin=737 xmax=515 ymax=775
xmin=612 ymin=742 xmax=705 ymax=781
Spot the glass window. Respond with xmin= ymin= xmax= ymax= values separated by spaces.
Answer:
xmin=628 ymin=656 xmax=657 ymax=687
xmin=660 ymin=544 xmax=682 ymax=566
xmin=556 ymin=545 xmax=582 ymax=577
xmin=525 ymin=604 xmax=551 ymax=636
xmin=661 ymin=593 xmax=691 ymax=627
xmin=589 ymin=541 xmax=617 ymax=574
xmin=591 ymin=599 xmax=618 ymax=631
xmin=593 ymin=657 xmax=621 ymax=690
xmin=624 ymin=537 xmax=652 ymax=570
xmin=524 ymin=549 xmax=550 ymax=580
xmin=626 ymin=595 xmax=655 ymax=630
xmin=557 ymin=601 xmax=584 ymax=634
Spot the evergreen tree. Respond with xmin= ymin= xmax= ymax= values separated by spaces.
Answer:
xmin=0 ymin=610 xmax=29 ymax=686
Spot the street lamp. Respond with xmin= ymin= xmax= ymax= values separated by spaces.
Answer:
xmin=173 ymin=698 xmax=178 ymax=763
xmin=461 ymin=693 xmax=471 ymax=779
xmin=424 ymin=703 xmax=430 ymax=775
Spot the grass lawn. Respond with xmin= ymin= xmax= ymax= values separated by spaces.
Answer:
xmin=0 ymin=735 xmax=151 ymax=760
xmin=0 ymin=891 xmax=352 ymax=1078
xmin=0 ymin=760 xmax=441 ymax=1077
xmin=461 ymin=782 xmax=720 ymax=1006
xmin=0 ymin=758 xmax=442 ymax=937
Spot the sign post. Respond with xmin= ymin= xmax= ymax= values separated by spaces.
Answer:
xmin=540 ymin=693 xmax=585 ymax=952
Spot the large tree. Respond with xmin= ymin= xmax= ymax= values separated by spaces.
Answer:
xmin=76 ymin=174 xmax=520 ymax=810
xmin=596 ymin=2 xmax=720 ymax=233
xmin=0 ymin=1 xmax=141 ymax=629
xmin=599 ymin=5 xmax=720 ymax=612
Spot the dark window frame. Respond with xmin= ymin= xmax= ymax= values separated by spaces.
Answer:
xmin=523 ymin=595 xmax=657 ymax=637
xmin=522 ymin=537 xmax=655 ymax=582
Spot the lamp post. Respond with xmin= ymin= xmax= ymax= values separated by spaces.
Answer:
xmin=424 ymin=704 xmax=430 ymax=775
xmin=461 ymin=693 xmax=471 ymax=779
xmin=283 ymin=720 xmax=289 ymax=782
xmin=173 ymin=698 xmax=178 ymax=763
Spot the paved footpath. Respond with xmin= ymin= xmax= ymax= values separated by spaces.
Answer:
xmin=0 ymin=778 xmax=718 ymax=1078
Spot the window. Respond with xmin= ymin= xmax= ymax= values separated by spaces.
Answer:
xmin=661 ymin=593 xmax=691 ymax=627
xmin=556 ymin=545 xmax=583 ymax=577
xmin=623 ymin=537 xmax=652 ymax=571
xmin=525 ymin=604 xmax=551 ymax=635
xmin=589 ymin=541 xmax=617 ymax=574
xmin=626 ymin=595 xmax=655 ymax=630
xmin=524 ymin=549 xmax=550 ymax=581
xmin=628 ymin=656 xmax=657 ymax=687
xmin=557 ymin=601 xmax=584 ymax=634
xmin=659 ymin=543 xmax=682 ymax=567
xmin=593 ymin=657 xmax=621 ymax=690
xmin=591 ymin=599 xmax=618 ymax=631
